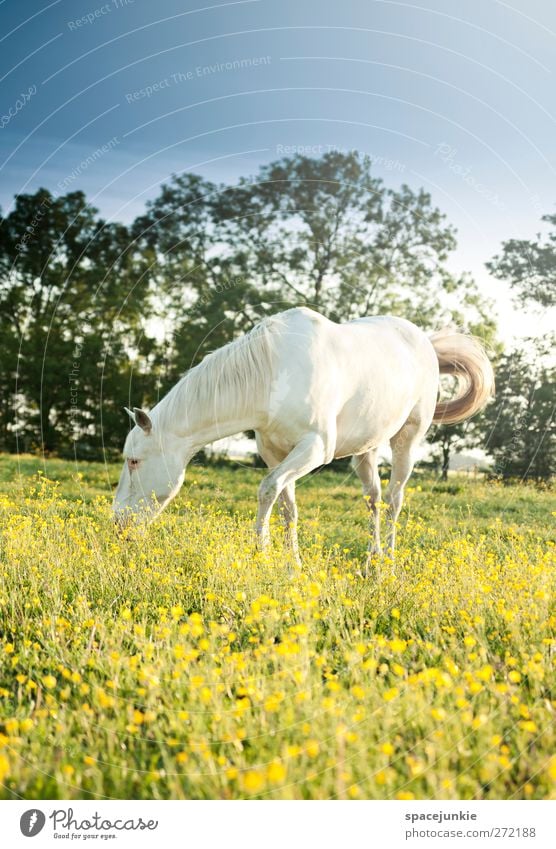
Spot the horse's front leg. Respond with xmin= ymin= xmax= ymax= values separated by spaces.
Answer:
xmin=256 ymin=432 xmax=328 ymax=562
xmin=256 ymin=476 xmax=280 ymax=551
xmin=278 ymin=483 xmax=301 ymax=567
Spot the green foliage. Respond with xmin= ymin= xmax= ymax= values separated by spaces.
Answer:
xmin=208 ymin=151 xmax=491 ymax=328
xmin=482 ymin=338 xmax=555 ymax=481
xmin=488 ymin=212 xmax=556 ymax=307
xmin=426 ymin=321 xmax=500 ymax=478
xmin=0 ymin=189 xmax=158 ymax=456
xmin=426 ymin=422 xmax=473 ymax=480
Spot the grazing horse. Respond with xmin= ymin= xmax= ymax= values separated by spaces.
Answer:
xmin=113 ymin=307 xmax=494 ymax=566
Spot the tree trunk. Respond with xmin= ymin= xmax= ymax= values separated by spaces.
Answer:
xmin=441 ymin=442 xmax=450 ymax=481
xmin=39 ymin=403 xmax=56 ymax=453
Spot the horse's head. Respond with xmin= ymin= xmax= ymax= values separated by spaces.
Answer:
xmin=112 ymin=407 xmax=186 ymax=527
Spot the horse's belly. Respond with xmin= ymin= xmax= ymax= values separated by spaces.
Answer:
xmin=334 ymin=438 xmax=377 ymax=459
xmin=334 ymin=395 xmax=416 ymax=458
xmin=334 ymin=426 xmax=381 ymax=458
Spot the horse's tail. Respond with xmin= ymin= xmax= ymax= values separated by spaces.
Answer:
xmin=430 ymin=330 xmax=495 ymax=425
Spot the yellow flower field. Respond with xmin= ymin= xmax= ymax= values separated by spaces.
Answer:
xmin=0 ymin=456 xmax=554 ymax=799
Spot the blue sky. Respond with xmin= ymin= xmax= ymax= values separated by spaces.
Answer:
xmin=1 ymin=0 xmax=555 ymax=338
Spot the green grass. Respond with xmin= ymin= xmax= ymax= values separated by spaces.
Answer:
xmin=0 ymin=454 xmax=554 ymax=800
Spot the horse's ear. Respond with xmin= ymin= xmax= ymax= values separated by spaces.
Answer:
xmin=133 ymin=407 xmax=152 ymax=435
xmin=124 ymin=407 xmax=135 ymax=424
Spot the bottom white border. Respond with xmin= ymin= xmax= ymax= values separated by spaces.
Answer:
xmin=2 ymin=799 xmax=555 ymax=849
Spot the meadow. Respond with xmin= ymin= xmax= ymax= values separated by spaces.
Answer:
xmin=0 ymin=454 xmax=554 ymax=800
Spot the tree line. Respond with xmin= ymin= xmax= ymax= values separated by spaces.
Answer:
xmin=0 ymin=151 xmax=553 ymax=479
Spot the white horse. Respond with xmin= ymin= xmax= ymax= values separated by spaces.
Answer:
xmin=113 ymin=307 xmax=494 ymax=565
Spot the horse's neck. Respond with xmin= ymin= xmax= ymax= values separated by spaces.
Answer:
xmin=156 ymin=323 xmax=275 ymax=454
xmin=157 ymin=363 xmax=261 ymax=457
xmin=183 ymin=405 xmax=257 ymax=456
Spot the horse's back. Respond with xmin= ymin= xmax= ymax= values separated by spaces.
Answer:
xmin=269 ymin=308 xmax=430 ymax=350
xmin=268 ymin=308 xmax=434 ymax=377
xmin=265 ymin=308 xmax=436 ymax=399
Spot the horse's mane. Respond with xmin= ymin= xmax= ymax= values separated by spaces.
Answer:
xmin=156 ymin=314 xmax=283 ymax=433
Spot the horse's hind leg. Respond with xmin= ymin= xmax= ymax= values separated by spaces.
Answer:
xmin=278 ymin=483 xmax=300 ymax=564
xmin=384 ymin=418 xmax=425 ymax=555
xmin=352 ymin=449 xmax=383 ymax=567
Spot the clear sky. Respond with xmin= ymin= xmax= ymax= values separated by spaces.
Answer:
xmin=1 ymin=0 xmax=555 ymax=340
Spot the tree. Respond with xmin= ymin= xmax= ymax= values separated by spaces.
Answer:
xmin=427 ymin=422 xmax=471 ymax=481
xmin=0 ymin=189 xmax=156 ymax=456
xmin=481 ymin=338 xmax=555 ymax=481
xmin=487 ymin=212 xmax=556 ymax=307
xmin=426 ymin=321 xmax=499 ymax=477
xmin=131 ymin=173 xmax=265 ymax=389
xmin=140 ymin=152 xmax=495 ymax=334
xmin=212 ymin=151 xmax=490 ymax=327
